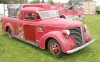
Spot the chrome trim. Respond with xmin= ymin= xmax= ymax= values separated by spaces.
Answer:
xmin=67 ymin=39 xmax=95 ymax=54
xmin=69 ymin=27 xmax=82 ymax=47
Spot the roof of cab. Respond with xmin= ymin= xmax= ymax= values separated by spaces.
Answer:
xmin=20 ymin=7 xmax=44 ymax=12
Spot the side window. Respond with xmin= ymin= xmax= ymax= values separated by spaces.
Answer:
xmin=25 ymin=13 xmax=34 ymax=20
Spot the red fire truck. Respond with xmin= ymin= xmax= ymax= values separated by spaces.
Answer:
xmin=54 ymin=1 xmax=84 ymax=21
xmin=1 ymin=4 xmax=95 ymax=57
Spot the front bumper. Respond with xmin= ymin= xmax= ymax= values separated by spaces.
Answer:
xmin=67 ymin=39 xmax=95 ymax=54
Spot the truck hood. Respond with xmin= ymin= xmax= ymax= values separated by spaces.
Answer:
xmin=40 ymin=18 xmax=83 ymax=28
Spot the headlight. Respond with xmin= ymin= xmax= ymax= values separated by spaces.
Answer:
xmin=66 ymin=30 xmax=70 ymax=35
xmin=84 ymin=24 xmax=87 ymax=32
xmin=62 ymin=30 xmax=70 ymax=35
xmin=84 ymin=24 xmax=87 ymax=29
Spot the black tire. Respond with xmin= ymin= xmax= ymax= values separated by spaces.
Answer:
xmin=48 ymin=39 xmax=63 ymax=57
xmin=98 ymin=12 xmax=100 ymax=14
xmin=7 ymin=28 xmax=13 ymax=39
xmin=60 ymin=16 xmax=66 ymax=19
xmin=97 ymin=11 xmax=100 ymax=14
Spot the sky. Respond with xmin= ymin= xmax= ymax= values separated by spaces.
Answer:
xmin=28 ymin=0 xmax=100 ymax=6
xmin=93 ymin=0 xmax=100 ymax=6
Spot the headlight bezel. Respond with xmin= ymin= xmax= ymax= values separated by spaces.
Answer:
xmin=62 ymin=30 xmax=70 ymax=35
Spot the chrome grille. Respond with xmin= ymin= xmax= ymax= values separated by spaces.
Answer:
xmin=69 ymin=27 xmax=82 ymax=47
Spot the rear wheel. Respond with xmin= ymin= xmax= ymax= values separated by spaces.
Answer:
xmin=97 ymin=11 xmax=100 ymax=14
xmin=7 ymin=28 xmax=13 ymax=39
xmin=48 ymin=39 xmax=63 ymax=57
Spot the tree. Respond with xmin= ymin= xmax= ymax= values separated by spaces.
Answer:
xmin=48 ymin=0 xmax=55 ymax=4
xmin=68 ymin=0 xmax=84 ymax=5
xmin=0 ymin=0 xmax=8 ymax=4
xmin=31 ymin=0 xmax=40 ymax=3
xmin=0 ymin=0 xmax=3 ymax=3
xmin=84 ymin=0 xmax=93 ymax=1
xmin=41 ymin=0 xmax=44 ymax=3
xmin=0 ymin=0 xmax=27 ymax=4
xmin=9 ymin=0 xmax=26 ymax=4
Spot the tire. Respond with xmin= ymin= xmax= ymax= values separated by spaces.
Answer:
xmin=48 ymin=39 xmax=63 ymax=57
xmin=98 ymin=12 xmax=100 ymax=14
xmin=60 ymin=16 xmax=66 ymax=19
xmin=7 ymin=28 xmax=13 ymax=39
xmin=97 ymin=11 xmax=100 ymax=14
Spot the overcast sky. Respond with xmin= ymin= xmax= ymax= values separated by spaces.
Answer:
xmin=93 ymin=0 xmax=100 ymax=6
xmin=28 ymin=0 xmax=100 ymax=6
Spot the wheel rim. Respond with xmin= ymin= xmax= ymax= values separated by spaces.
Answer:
xmin=50 ymin=42 xmax=60 ymax=55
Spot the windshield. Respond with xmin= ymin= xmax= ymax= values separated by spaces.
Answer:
xmin=75 ymin=4 xmax=83 ymax=8
xmin=39 ymin=10 xmax=59 ymax=19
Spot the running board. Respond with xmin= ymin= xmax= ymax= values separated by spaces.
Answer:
xmin=14 ymin=36 xmax=39 ymax=47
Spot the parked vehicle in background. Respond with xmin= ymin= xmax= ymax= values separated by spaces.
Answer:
xmin=1 ymin=4 xmax=95 ymax=57
xmin=96 ymin=7 xmax=100 ymax=14
xmin=54 ymin=1 xmax=84 ymax=21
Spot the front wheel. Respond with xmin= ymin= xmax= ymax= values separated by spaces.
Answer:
xmin=48 ymin=39 xmax=63 ymax=57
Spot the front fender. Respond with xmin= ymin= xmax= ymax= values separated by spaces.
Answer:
xmin=85 ymin=28 xmax=91 ymax=42
xmin=39 ymin=31 xmax=74 ymax=53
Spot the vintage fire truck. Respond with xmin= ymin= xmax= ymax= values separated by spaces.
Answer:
xmin=54 ymin=1 xmax=84 ymax=21
xmin=1 ymin=4 xmax=95 ymax=57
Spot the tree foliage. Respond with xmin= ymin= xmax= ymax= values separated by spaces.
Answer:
xmin=48 ymin=0 xmax=55 ymax=4
xmin=0 ymin=0 xmax=7 ymax=3
xmin=0 ymin=0 xmax=26 ymax=4
xmin=31 ymin=0 xmax=41 ymax=3
xmin=41 ymin=0 xmax=44 ymax=3
xmin=84 ymin=0 xmax=93 ymax=1
xmin=31 ymin=0 xmax=55 ymax=4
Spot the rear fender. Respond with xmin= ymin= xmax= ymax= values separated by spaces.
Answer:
xmin=4 ymin=23 xmax=14 ymax=36
xmin=39 ymin=31 xmax=74 ymax=53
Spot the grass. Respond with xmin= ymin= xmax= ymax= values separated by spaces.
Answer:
xmin=0 ymin=14 xmax=100 ymax=62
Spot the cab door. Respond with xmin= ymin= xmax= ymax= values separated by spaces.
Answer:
xmin=23 ymin=12 xmax=36 ymax=42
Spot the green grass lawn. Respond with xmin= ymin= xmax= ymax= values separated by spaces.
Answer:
xmin=0 ymin=15 xmax=100 ymax=62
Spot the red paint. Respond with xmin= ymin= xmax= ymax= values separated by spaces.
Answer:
xmin=24 ymin=25 xmax=36 ymax=41
xmin=1 ymin=4 xmax=91 ymax=53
